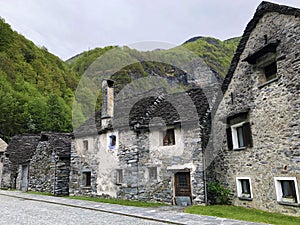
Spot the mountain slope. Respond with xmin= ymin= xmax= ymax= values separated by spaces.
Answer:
xmin=0 ymin=18 xmax=79 ymax=141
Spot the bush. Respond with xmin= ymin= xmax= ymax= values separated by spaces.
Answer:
xmin=207 ymin=181 xmax=231 ymax=205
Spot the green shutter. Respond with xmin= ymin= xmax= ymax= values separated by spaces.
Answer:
xmin=243 ymin=122 xmax=253 ymax=147
xmin=226 ymin=127 xmax=233 ymax=150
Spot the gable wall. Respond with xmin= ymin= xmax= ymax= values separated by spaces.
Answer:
xmin=213 ymin=11 xmax=300 ymax=215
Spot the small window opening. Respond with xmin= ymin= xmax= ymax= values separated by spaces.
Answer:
xmin=83 ymin=140 xmax=88 ymax=151
xmin=264 ymin=62 xmax=277 ymax=81
xmin=109 ymin=135 xmax=116 ymax=150
xmin=236 ymin=177 xmax=252 ymax=200
xmin=281 ymin=180 xmax=297 ymax=201
xmin=82 ymin=171 xmax=91 ymax=187
xmin=163 ymin=128 xmax=175 ymax=146
xmin=116 ymin=169 xmax=123 ymax=184
xmin=148 ymin=167 xmax=157 ymax=180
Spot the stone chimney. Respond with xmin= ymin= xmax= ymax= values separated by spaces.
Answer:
xmin=101 ymin=79 xmax=114 ymax=129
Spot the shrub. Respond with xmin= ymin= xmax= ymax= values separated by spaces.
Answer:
xmin=207 ymin=181 xmax=231 ymax=205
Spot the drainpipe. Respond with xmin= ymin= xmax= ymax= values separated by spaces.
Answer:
xmin=203 ymin=149 xmax=208 ymax=205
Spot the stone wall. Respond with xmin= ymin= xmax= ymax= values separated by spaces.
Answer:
xmin=0 ymin=154 xmax=12 ymax=189
xmin=116 ymin=125 xmax=205 ymax=205
xmin=69 ymin=135 xmax=100 ymax=196
xmin=212 ymin=10 xmax=300 ymax=215
xmin=28 ymin=134 xmax=72 ymax=196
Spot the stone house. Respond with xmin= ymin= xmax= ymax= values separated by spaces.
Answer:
xmin=70 ymin=79 xmax=212 ymax=205
xmin=1 ymin=132 xmax=72 ymax=196
xmin=211 ymin=1 xmax=300 ymax=215
xmin=0 ymin=138 xmax=8 ymax=188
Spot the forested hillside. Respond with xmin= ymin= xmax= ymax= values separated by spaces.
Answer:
xmin=0 ymin=17 xmax=239 ymax=142
xmin=0 ymin=18 xmax=79 ymax=141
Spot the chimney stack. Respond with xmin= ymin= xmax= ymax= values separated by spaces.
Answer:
xmin=101 ymin=79 xmax=114 ymax=129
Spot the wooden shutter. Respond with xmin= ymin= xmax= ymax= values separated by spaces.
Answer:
xmin=243 ymin=122 xmax=253 ymax=147
xmin=226 ymin=127 xmax=233 ymax=150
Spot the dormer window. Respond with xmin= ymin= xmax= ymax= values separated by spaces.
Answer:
xmin=244 ymin=41 xmax=280 ymax=86
xmin=263 ymin=62 xmax=277 ymax=81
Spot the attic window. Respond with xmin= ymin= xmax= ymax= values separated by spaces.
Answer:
xmin=163 ymin=128 xmax=175 ymax=146
xmin=244 ymin=41 xmax=280 ymax=86
xmin=264 ymin=62 xmax=277 ymax=81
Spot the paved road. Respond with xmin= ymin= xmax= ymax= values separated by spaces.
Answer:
xmin=0 ymin=195 xmax=167 ymax=225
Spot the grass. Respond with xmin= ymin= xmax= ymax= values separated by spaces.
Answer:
xmin=66 ymin=195 xmax=167 ymax=207
xmin=26 ymin=191 xmax=167 ymax=207
xmin=27 ymin=191 xmax=54 ymax=196
xmin=185 ymin=205 xmax=300 ymax=225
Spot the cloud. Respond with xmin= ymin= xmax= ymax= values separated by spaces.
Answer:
xmin=0 ymin=0 xmax=299 ymax=60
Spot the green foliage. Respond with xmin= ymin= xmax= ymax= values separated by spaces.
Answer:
xmin=185 ymin=205 xmax=300 ymax=225
xmin=183 ymin=37 xmax=240 ymax=78
xmin=0 ymin=19 xmax=78 ymax=141
xmin=207 ymin=181 xmax=231 ymax=205
xmin=0 ymin=16 xmax=239 ymax=140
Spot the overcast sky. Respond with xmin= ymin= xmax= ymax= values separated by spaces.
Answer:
xmin=0 ymin=0 xmax=299 ymax=60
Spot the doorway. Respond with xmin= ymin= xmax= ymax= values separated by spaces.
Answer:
xmin=174 ymin=172 xmax=192 ymax=205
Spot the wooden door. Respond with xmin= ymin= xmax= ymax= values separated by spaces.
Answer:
xmin=174 ymin=172 xmax=191 ymax=197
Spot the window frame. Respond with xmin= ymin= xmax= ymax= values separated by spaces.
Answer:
xmin=236 ymin=177 xmax=253 ymax=200
xmin=227 ymin=121 xmax=253 ymax=150
xmin=274 ymin=177 xmax=300 ymax=206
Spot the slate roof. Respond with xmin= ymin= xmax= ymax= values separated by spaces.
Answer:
xmin=0 ymin=138 xmax=7 ymax=153
xmin=6 ymin=134 xmax=40 ymax=164
xmin=73 ymin=86 xmax=210 ymax=136
xmin=114 ymin=87 xmax=209 ymax=130
xmin=73 ymin=111 xmax=102 ymax=137
xmin=40 ymin=132 xmax=73 ymax=158
xmin=222 ymin=1 xmax=300 ymax=93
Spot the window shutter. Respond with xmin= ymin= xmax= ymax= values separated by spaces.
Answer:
xmin=226 ymin=127 xmax=233 ymax=150
xmin=243 ymin=122 xmax=253 ymax=147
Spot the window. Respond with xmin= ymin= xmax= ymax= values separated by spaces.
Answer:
xmin=163 ymin=128 xmax=175 ymax=146
xmin=264 ymin=62 xmax=277 ymax=81
xmin=148 ymin=167 xmax=157 ymax=180
xmin=236 ymin=177 xmax=253 ymax=200
xmin=83 ymin=140 xmax=88 ymax=151
xmin=226 ymin=121 xmax=253 ymax=150
xmin=109 ymin=135 xmax=116 ymax=150
xmin=82 ymin=171 xmax=91 ymax=187
xmin=274 ymin=177 xmax=299 ymax=205
xmin=244 ymin=41 xmax=279 ymax=86
xmin=116 ymin=169 xmax=123 ymax=184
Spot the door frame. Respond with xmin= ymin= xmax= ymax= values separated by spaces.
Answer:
xmin=172 ymin=169 xmax=192 ymax=205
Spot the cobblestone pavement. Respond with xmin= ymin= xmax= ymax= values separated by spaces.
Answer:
xmin=0 ymin=190 xmax=267 ymax=225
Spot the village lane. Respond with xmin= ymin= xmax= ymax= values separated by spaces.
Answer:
xmin=0 ymin=195 xmax=168 ymax=225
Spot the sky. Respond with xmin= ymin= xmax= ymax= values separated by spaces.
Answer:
xmin=0 ymin=0 xmax=300 ymax=60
